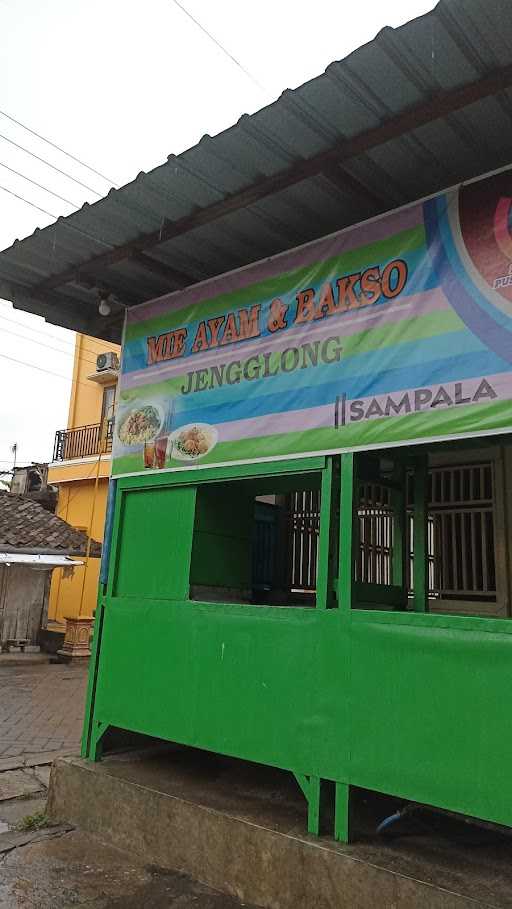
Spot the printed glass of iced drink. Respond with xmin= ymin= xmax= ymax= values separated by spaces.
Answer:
xmin=143 ymin=441 xmax=155 ymax=468
xmin=155 ymin=435 xmax=168 ymax=469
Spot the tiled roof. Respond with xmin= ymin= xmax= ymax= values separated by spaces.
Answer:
xmin=0 ymin=493 xmax=101 ymax=555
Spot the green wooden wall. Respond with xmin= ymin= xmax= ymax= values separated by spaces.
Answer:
xmin=83 ymin=450 xmax=512 ymax=840
xmin=113 ymin=485 xmax=196 ymax=600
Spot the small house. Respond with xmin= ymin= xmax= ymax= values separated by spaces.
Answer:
xmin=0 ymin=493 xmax=100 ymax=650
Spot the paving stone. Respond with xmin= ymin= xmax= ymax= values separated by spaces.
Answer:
xmin=0 ymin=662 xmax=87 ymax=761
xmin=33 ymin=766 xmax=51 ymax=788
xmin=0 ymin=770 xmax=44 ymax=801
xmin=0 ymin=823 xmax=72 ymax=854
xmin=23 ymin=749 xmax=77 ymax=766
xmin=0 ymin=758 xmax=24 ymax=772
xmin=0 ymin=795 xmax=47 ymax=829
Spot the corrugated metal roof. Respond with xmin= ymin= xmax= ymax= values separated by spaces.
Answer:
xmin=1 ymin=0 xmax=512 ymax=340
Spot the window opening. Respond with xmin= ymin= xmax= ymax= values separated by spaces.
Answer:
xmin=411 ymin=463 xmax=497 ymax=603
xmin=287 ymin=490 xmax=320 ymax=595
xmin=189 ymin=475 xmax=323 ymax=607
xmin=357 ymin=483 xmax=393 ymax=586
xmin=354 ymin=458 xmax=498 ymax=614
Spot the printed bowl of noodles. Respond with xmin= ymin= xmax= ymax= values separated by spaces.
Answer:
xmin=170 ymin=423 xmax=218 ymax=461
xmin=117 ymin=403 xmax=164 ymax=447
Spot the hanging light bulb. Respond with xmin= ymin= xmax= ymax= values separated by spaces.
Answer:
xmin=98 ymin=295 xmax=111 ymax=317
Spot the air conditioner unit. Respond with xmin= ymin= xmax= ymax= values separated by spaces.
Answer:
xmin=96 ymin=351 xmax=119 ymax=372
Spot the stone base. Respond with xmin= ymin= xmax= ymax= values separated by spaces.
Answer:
xmin=57 ymin=616 xmax=93 ymax=662
xmin=48 ymin=749 xmax=512 ymax=908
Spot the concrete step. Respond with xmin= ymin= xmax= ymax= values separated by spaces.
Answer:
xmin=48 ymin=750 xmax=512 ymax=909
xmin=0 ymin=653 xmax=50 ymax=667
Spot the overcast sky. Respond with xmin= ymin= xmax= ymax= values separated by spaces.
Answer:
xmin=0 ymin=0 xmax=436 ymax=472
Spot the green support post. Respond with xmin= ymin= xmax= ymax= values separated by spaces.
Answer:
xmin=316 ymin=459 xmax=333 ymax=610
xmin=339 ymin=453 xmax=356 ymax=611
xmin=334 ymin=454 xmax=353 ymax=842
xmin=89 ymin=721 xmax=108 ymax=762
xmin=317 ymin=457 xmax=340 ymax=609
xmin=81 ymin=597 xmax=106 ymax=759
xmin=294 ymin=773 xmax=322 ymax=836
xmin=307 ymin=776 xmax=321 ymax=835
xmin=413 ymin=455 xmax=429 ymax=612
xmin=334 ymin=782 xmax=350 ymax=843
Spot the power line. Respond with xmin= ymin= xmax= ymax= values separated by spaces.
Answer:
xmin=0 ymin=159 xmax=79 ymax=209
xmin=0 ymin=308 xmax=117 ymax=361
xmin=0 ymin=349 xmax=100 ymax=389
xmin=0 ymin=313 xmax=97 ymax=363
xmin=0 ymin=135 xmax=168 ymax=254
xmin=0 ymin=306 xmax=80 ymax=347
xmin=0 ymin=301 xmax=118 ymax=363
xmin=0 ymin=131 xmax=103 ymax=197
xmin=0 ymin=323 xmax=99 ymax=367
xmin=0 ymin=109 xmax=119 ymax=188
xmin=0 ymin=181 xmax=114 ymax=250
xmin=0 ymin=182 xmax=57 ymax=219
xmin=169 ymin=0 xmax=269 ymax=96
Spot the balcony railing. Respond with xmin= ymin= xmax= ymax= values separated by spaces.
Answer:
xmin=53 ymin=420 xmax=114 ymax=461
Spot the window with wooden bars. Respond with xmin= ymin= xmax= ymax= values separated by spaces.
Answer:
xmin=420 ymin=463 xmax=496 ymax=602
xmin=357 ymin=483 xmax=393 ymax=587
xmin=287 ymin=461 xmax=499 ymax=610
xmin=287 ymin=490 xmax=320 ymax=593
xmin=356 ymin=462 xmax=497 ymax=605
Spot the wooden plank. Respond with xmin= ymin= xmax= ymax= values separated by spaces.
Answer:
xmin=0 ymin=567 xmax=46 ymax=646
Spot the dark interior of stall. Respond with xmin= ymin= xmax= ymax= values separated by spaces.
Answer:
xmin=189 ymin=472 xmax=323 ymax=607
xmin=188 ymin=440 xmax=503 ymax=617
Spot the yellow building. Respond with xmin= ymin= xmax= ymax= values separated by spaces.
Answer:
xmin=47 ymin=334 xmax=120 ymax=631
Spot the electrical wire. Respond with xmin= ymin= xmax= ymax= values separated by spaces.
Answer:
xmin=61 ymin=456 xmax=109 ymax=513
xmin=0 ymin=347 xmax=114 ymax=474
xmin=0 ymin=323 xmax=99 ymax=367
xmin=0 ymin=109 xmax=119 ymax=188
xmin=0 ymin=349 xmax=101 ymax=389
xmin=0 ymin=182 xmax=58 ymax=219
xmin=0 ymin=308 xmax=114 ymax=361
xmin=168 ymin=0 xmax=269 ymax=96
xmin=0 ymin=306 xmax=79 ymax=348
xmin=0 ymin=131 xmax=103 ymax=196
xmin=0 ymin=159 xmax=79 ymax=208
xmin=0 ymin=372 xmax=115 ymax=479
xmin=0 ymin=181 xmax=114 ymax=249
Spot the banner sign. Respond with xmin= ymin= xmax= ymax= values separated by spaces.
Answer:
xmin=112 ymin=169 xmax=512 ymax=476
